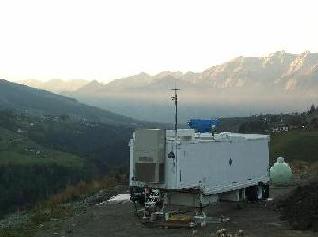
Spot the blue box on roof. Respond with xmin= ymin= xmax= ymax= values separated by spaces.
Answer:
xmin=187 ymin=119 xmax=220 ymax=133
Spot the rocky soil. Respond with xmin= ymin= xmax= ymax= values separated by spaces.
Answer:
xmin=276 ymin=179 xmax=318 ymax=232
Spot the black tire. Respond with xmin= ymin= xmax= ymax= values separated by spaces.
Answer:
xmin=245 ymin=185 xmax=258 ymax=201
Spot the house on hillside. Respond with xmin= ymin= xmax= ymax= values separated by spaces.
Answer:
xmin=271 ymin=124 xmax=289 ymax=133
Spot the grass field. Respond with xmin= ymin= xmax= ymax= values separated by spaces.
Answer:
xmin=0 ymin=127 xmax=84 ymax=167
xmin=270 ymin=130 xmax=318 ymax=164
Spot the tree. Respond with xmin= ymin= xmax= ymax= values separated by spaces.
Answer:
xmin=308 ymin=104 xmax=316 ymax=114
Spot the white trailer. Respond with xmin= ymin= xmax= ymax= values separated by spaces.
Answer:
xmin=129 ymin=129 xmax=270 ymax=207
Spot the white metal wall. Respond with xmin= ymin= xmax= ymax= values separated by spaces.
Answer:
xmin=130 ymin=134 xmax=269 ymax=194
xmin=165 ymin=139 xmax=269 ymax=194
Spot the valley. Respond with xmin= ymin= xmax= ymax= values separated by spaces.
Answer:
xmin=1 ymin=1 xmax=318 ymax=236
xmin=1 ymin=54 xmax=318 ymax=237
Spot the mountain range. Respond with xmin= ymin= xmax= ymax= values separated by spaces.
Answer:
xmin=20 ymin=79 xmax=89 ymax=93
xmin=21 ymin=51 xmax=318 ymax=122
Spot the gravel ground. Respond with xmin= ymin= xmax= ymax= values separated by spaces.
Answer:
xmin=35 ymin=186 xmax=317 ymax=237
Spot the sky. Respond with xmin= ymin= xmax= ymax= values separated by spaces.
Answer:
xmin=0 ymin=0 xmax=317 ymax=82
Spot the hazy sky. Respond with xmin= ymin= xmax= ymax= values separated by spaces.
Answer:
xmin=0 ymin=0 xmax=317 ymax=82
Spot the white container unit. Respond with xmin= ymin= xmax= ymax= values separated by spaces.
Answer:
xmin=129 ymin=129 xmax=270 ymax=206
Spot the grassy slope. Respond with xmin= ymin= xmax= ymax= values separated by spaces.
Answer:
xmin=270 ymin=130 xmax=318 ymax=164
xmin=0 ymin=127 xmax=84 ymax=167
xmin=0 ymin=127 xmax=90 ymax=217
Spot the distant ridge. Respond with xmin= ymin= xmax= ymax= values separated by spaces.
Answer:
xmin=20 ymin=51 xmax=318 ymax=95
xmin=70 ymin=50 xmax=318 ymax=95
xmin=20 ymin=51 xmax=318 ymax=122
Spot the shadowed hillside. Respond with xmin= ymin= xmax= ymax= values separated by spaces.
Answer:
xmin=0 ymin=79 xmax=139 ymax=126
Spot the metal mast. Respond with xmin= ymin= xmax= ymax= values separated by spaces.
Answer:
xmin=171 ymin=87 xmax=180 ymax=139
xmin=171 ymin=87 xmax=180 ymax=184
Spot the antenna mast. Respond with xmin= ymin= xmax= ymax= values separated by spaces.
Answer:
xmin=171 ymin=87 xmax=180 ymax=139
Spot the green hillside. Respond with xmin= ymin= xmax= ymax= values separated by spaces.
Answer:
xmin=0 ymin=79 xmax=148 ymax=219
xmin=0 ymin=126 xmax=92 ymax=217
xmin=0 ymin=110 xmax=133 ymax=171
xmin=0 ymin=127 xmax=84 ymax=166
xmin=0 ymin=101 xmax=142 ymax=218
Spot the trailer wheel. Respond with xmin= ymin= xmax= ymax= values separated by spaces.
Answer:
xmin=246 ymin=183 xmax=269 ymax=201
xmin=245 ymin=186 xmax=258 ymax=201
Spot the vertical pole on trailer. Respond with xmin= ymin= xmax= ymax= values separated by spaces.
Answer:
xmin=171 ymin=87 xmax=180 ymax=139
xmin=171 ymin=87 xmax=180 ymax=185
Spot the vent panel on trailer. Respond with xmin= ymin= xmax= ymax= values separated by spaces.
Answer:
xmin=133 ymin=129 xmax=165 ymax=183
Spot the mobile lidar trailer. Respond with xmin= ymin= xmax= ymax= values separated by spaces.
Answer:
xmin=129 ymin=124 xmax=270 ymax=220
